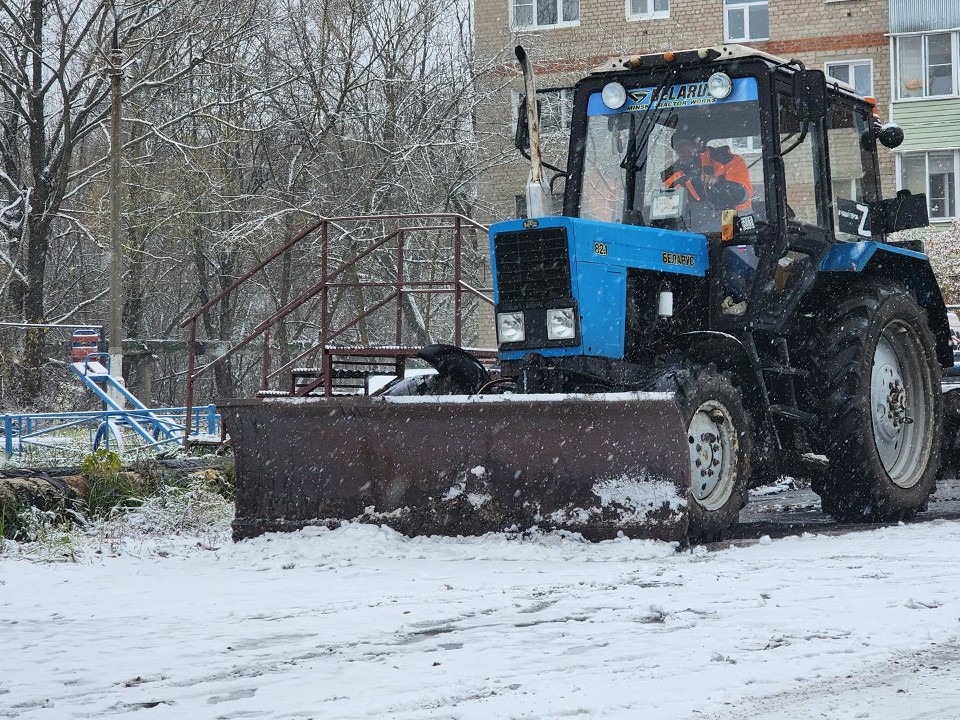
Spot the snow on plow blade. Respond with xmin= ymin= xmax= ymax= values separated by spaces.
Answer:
xmin=223 ymin=392 xmax=691 ymax=542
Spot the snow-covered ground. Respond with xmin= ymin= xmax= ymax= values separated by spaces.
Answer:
xmin=2 ymin=518 xmax=960 ymax=719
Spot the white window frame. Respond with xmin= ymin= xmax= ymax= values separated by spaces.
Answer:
xmin=510 ymin=88 xmax=572 ymax=136
xmin=893 ymin=31 xmax=960 ymax=101
xmin=511 ymin=0 xmax=580 ymax=29
xmin=897 ymin=150 xmax=960 ymax=221
xmin=825 ymin=59 xmax=874 ymax=97
xmin=729 ymin=135 xmax=762 ymax=154
xmin=832 ymin=177 xmax=863 ymax=202
xmin=627 ymin=0 xmax=669 ymax=21
xmin=724 ymin=0 xmax=769 ymax=42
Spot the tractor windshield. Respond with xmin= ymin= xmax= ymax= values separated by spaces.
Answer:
xmin=579 ymin=76 xmax=766 ymax=234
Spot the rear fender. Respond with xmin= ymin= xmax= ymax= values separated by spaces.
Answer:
xmin=820 ymin=244 xmax=952 ymax=368
xmin=863 ymin=251 xmax=952 ymax=368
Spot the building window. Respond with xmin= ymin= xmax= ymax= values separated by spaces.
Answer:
xmin=513 ymin=0 xmax=579 ymax=28
xmin=901 ymin=151 xmax=958 ymax=220
xmin=511 ymin=88 xmax=573 ymax=136
xmin=895 ymin=32 xmax=957 ymax=99
xmin=730 ymin=135 xmax=762 ymax=154
xmin=628 ymin=0 xmax=669 ymax=20
xmin=724 ymin=0 xmax=768 ymax=42
xmin=515 ymin=194 xmax=528 ymax=218
xmin=826 ymin=60 xmax=874 ymax=97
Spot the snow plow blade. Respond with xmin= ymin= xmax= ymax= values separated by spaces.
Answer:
xmin=223 ymin=392 xmax=691 ymax=542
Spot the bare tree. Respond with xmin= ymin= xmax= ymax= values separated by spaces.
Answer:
xmin=0 ymin=0 xmax=254 ymax=404
xmin=220 ymin=0 xmax=502 ymax=361
xmin=0 ymin=0 xmax=507 ymax=408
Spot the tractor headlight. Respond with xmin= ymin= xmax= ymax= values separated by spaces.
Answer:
xmin=497 ymin=312 xmax=525 ymax=343
xmin=707 ymin=72 xmax=733 ymax=99
xmin=546 ymin=308 xmax=576 ymax=340
xmin=601 ymin=82 xmax=627 ymax=109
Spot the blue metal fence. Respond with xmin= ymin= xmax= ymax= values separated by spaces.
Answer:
xmin=1 ymin=405 xmax=221 ymax=458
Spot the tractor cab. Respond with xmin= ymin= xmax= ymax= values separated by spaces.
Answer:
xmin=520 ymin=46 xmax=928 ymax=334
xmin=575 ymin=47 xmax=925 ymax=332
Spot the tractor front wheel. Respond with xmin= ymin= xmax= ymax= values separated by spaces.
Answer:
xmin=676 ymin=366 xmax=753 ymax=541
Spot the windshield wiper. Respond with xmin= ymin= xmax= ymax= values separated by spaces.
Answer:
xmin=619 ymin=71 xmax=676 ymax=172
xmin=620 ymin=69 xmax=678 ymax=224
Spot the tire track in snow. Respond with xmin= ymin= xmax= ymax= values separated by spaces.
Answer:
xmin=697 ymin=640 xmax=960 ymax=720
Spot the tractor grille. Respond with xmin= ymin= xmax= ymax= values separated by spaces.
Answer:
xmin=494 ymin=227 xmax=571 ymax=305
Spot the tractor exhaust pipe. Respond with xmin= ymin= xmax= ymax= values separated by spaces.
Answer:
xmin=516 ymin=45 xmax=552 ymax=218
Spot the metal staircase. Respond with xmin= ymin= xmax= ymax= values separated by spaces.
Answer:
xmin=180 ymin=213 xmax=498 ymax=441
xmin=287 ymin=351 xmax=406 ymax=397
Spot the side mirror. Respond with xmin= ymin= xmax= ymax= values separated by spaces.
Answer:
xmin=875 ymin=122 xmax=904 ymax=149
xmin=794 ymin=69 xmax=828 ymax=122
xmin=877 ymin=190 xmax=929 ymax=233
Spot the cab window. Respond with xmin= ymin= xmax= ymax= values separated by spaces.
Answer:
xmin=826 ymin=104 xmax=879 ymax=241
xmin=777 ymin=93 xmax=825 ymax=227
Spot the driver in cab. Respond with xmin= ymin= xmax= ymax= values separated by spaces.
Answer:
xmin=662 ymin=130 xmax=753 ymax=214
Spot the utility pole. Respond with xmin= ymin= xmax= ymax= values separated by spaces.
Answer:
xmin=107 ymin=7 xmax=124 ymax=406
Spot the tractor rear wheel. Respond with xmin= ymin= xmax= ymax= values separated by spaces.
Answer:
xmin=811 ymin=282 xmax=941 ymax=521
xmin=675 ymin=366 xmax=753 ymax=541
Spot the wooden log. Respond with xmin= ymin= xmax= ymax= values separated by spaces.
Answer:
xmin=1 ymin=460 xmax=233 ymax=539
xmin=0 ymin=474 xmax=87 ymax=538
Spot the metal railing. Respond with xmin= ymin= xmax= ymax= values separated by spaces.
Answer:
xmin=180 ymin=213 xmax=496 ymax=440
xmin=2 ymin=405 xmax=220 ymax=458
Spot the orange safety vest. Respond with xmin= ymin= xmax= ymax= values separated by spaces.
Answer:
xmin=663 ymin=147 xmax=752 ymax=211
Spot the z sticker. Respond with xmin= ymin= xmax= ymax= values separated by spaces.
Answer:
xmin=836 ymin=197 xmax=872 ymax=238
xmin=662 ymin=252 xmax=696 ymax=267
xmin=594 ymin=242 xmax=608 ymax=256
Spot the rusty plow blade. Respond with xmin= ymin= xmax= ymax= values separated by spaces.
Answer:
xmin=223 ymin=392 xmax=691 ymax=542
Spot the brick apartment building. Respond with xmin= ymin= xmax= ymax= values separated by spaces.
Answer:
xmin=473 ymin=0 xmax=896 ymax=222
xmin=889 ymin=1 xmax=960 ymax=225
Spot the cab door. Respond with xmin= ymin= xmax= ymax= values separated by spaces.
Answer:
xmin=825 ymin=102 xmax=881 ymax=242
xmin=744 ymin=86 xmax=832 ymax=333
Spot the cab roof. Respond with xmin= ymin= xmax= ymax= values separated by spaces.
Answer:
xmin=591 ymin=44 xmax=859 ymax=96
xmin=591 ymin=44 xmax=783 ymax=73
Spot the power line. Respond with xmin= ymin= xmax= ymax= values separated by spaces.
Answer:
xmin=0 ymin=322 xmax=103 ymax=330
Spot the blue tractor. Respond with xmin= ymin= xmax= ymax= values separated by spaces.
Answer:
xmin=226 ymin=45 xmax=952 ymax=542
